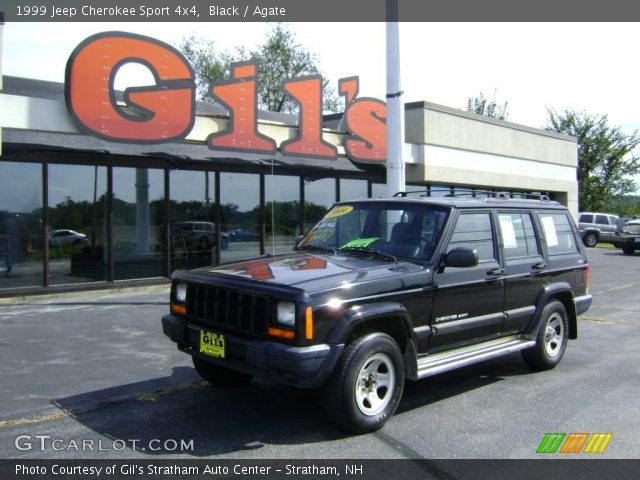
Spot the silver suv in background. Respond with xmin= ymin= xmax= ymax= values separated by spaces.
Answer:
xmin=578 ymin=212 xmax=619 ymax=247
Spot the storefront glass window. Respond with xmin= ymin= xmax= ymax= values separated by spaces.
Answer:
xmin=220 ymin=172 xmax=260 ymax=263
xmin=339 ymin=179 xmax=368 ymax=201
xmin=170 ymin=171 xmax=217 ymax=271
xmin=265 ymin=174 xmax=300 ymax=255
xmin=0 ymin=162 xmax=43 ymax=290
xmin=304 ymin=177 xmax=336 ymax=232
xmin=112 ymin=168 xmax=165 ymax=280
xmin=48 ymin=164 xmax=107 ymax=285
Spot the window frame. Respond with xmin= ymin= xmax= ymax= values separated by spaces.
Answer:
xmin=497 ymin=210 xmax=542 ymax=261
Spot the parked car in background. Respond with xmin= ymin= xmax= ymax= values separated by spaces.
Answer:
xmin=227 ymin=228 xmax=260 ymax=242
xmin=578 ymin=212 xmax=619 ymax=247
xmin=612 ymin=217 xmax=637 ymax=248
xmin=0 ymin=237 xmax=11 ymax=273
xmin=48 ymin=229 xmax=88 ymax=247
xmin=171 ymin=222 xmax=229 ymax=250
xmin=618 ymin=219 xmax=640 ymax=255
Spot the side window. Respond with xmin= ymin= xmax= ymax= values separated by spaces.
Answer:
xmin=539 ymin=213 xmax=579 ymax=255
xmin=595 ymin=215 xmax=609 ymax=225
xmin=498 ymin=212 xmax=540 ymax=259
xmin=447 ymin=213 xmax=495 ymax=262
xmin=580 ymin=214 xmax=593 ymax=223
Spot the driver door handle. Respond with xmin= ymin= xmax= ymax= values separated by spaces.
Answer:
xmin=486 ymin=268 xmax=504 ymax=276
xmin=532 ymin=262 xmax=547 ymax=270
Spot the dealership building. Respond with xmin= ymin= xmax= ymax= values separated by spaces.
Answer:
xmin=0 ymin=27 xmax=578 ymax=295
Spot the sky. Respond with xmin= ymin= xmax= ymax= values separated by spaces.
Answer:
xmin=3 ymin=22 xmax=640 ymax=133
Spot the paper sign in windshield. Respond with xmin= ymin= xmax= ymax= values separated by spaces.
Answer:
xmin=325 ymin=205 xmax=354 ymax=219
xmin=341 ymin=237 xmax=379 ymax=249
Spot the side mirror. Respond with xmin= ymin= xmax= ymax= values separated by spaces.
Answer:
xmin=443 ymin=247 xmax=479 ymax=268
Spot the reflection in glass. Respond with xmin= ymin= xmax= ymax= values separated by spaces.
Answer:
xmin=304 ymin=177 xmax=336 ymax=233
xmin=220 ymin=172 xmax=260 ymax=263
xmin=112 ymin=168 xmax=165 ymax=280
xmin=265 ymin=175 xmax=300 ymax=255
xmin=48 ymin=164 xmax=107 ymax=285
xmin=0 ymin=162 xmax=43 ymax=289
xmin=340 ymin=179 xmax=368 ymax=201
xmin=170 ymin=171 xmax=218 ymax=270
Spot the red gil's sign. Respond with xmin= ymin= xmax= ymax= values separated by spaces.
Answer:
xmin=65 ymin=31 xmax=387 ymax=163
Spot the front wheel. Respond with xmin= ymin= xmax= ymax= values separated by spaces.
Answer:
xmin=192 ymin=357 xmax=253 ymax=387
xmin=322 ymin=333 xmax=404 ymax=434
xmin=522 ymin=300 xmax=569 ymax=371
xmin=622 ymin=245 xmax=636 ymax=255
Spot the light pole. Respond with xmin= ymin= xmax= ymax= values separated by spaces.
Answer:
xmin=386 ymin=0 xmax=406 ymax=198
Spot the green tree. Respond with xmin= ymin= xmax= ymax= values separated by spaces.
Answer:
xmin=467 ymin=91 xmax=508 ymax=120
xmin=179 ymin=25 xmax=340 ymax=113
xmin=545 ymin=109 xmax=640 ymax=212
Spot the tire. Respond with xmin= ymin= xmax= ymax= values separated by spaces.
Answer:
xmin=321 ymin=333 xmax=404 ymax=434
xmin=582 ymin=232 xmax=598 ymax=248
xmin=622 ymin=245 xmax=636 ymax=255
xmin=192 ymin=357 xmax=253 ymax=387
xmin=522 ymin=300 xmax=569 ymax=371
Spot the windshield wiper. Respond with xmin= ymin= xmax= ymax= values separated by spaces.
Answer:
xmin=338 ymin=247 xmax=398 ymax=262
xmin=294 ymin=244 xmax=337 ymax=254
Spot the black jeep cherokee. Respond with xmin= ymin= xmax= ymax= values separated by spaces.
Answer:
xmin=162 ymin=194 xmax=592 ymax=433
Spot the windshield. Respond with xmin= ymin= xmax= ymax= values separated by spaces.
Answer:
xmin=298 ymin=202 xmax=450 ymax=262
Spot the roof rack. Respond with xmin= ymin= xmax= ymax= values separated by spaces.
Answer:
xmin=393 ymin=190 xmax=551 ymax=201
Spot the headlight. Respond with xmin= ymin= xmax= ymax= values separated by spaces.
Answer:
xmin=174 ymin=283 xmax=187 ymax=303
xmin=276 ymin=302 xmax=296 ymax=327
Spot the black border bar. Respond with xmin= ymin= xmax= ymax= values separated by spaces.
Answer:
xmin=3 ymin=0 xmax=640 ymax=22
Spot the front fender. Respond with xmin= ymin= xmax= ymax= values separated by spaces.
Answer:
xmin=326 ymin=302 xmax=415 ymax=350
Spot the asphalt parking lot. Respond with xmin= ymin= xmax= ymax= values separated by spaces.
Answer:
xmin=0 ymin=246 xmax=638 ymax=460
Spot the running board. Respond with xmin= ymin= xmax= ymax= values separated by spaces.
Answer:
xmin=416 ymin=336 xmax=536 ymax=379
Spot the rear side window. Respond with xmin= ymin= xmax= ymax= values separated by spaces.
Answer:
xmin=498 ymin=212 xmax=540 ymax=259
xmin=579 ymin=214 xmax=593 ymax=223
xmin=447 ymin=212 xmax=495 ymax=262
xmin=595 ymin=215 xmax=609 ymax=225
xmin=539 ymin=213 xmax=579 ymax=255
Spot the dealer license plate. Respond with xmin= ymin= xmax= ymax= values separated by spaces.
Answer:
xmin=199 ymin=331 xmax=226 ymax=358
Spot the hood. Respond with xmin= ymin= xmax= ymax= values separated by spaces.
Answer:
xmin=196 ymin=253 xmax=426 ymax=294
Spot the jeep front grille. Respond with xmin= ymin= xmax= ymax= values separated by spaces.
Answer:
xmin=185 ymin=283 xmax=270 ymax=334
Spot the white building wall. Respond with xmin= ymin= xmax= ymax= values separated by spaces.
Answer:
xmin=404 ymin=102 xmax=579 ymax=219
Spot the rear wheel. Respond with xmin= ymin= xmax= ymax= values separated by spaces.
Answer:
xmin=622 ymin=245 xmax=636 ymax=255
xmin=582 ymin=232 xmax=598 ymax=248
xmin=192 ymin=357 xmax=253 ymax=387
xmin=322 ymin=333 xmax=404 ymax=434
xmin=522 ymin=300 xmax=569 ymax=371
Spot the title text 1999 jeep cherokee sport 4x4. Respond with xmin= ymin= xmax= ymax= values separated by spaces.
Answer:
xmin=162 ymin=193 xmax=592 ymax=433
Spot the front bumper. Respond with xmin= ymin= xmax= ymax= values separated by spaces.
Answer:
xmin=162 ymin=314 xmax=344 ymax=389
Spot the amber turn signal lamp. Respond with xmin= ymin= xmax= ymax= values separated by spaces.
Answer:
xmin=170 ymin=304 xmax=186 ymax=315
xmin=305 ymin=307 xmax=314 ymax=340
xmin=268 ymin=327 xmax=295 ymax=340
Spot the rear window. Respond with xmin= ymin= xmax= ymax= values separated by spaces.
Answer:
xmin=539 ymin=213 xmax=579 ymax=255
xmin=579 ymin=214 xmax=593 ymax=223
